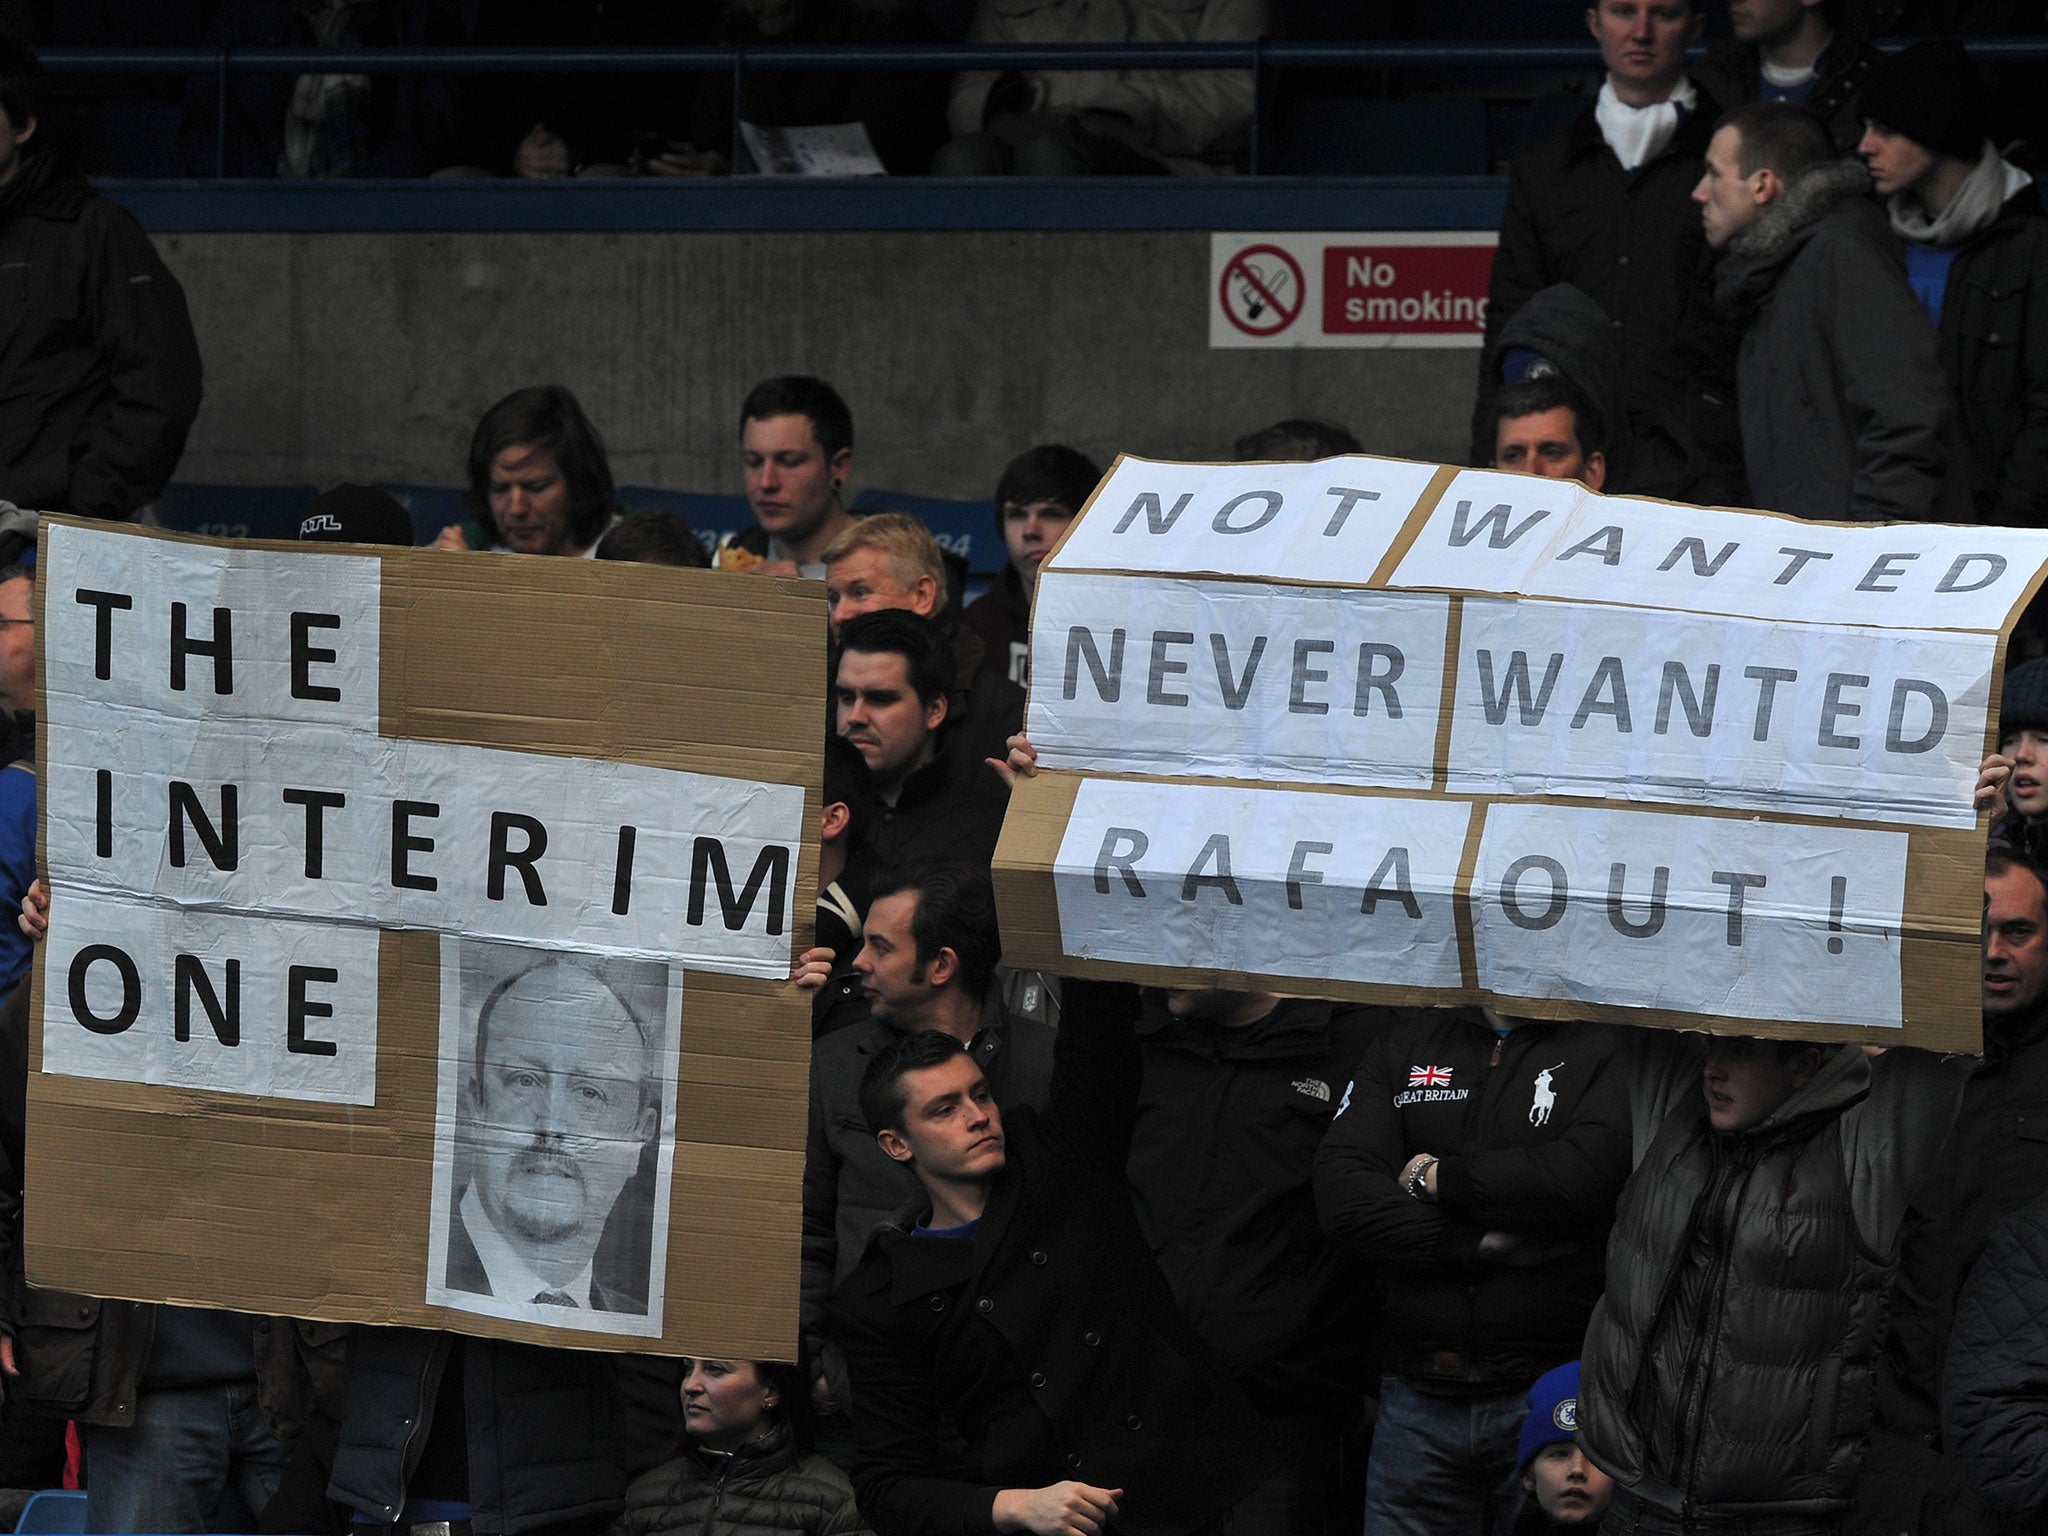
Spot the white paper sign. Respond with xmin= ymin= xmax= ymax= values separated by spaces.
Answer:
xmin=1053 ymin=778 xmax=1471 ymax=988
xmin=1472 ymin=802 xmax=1908 ymax=1026
xmin=43 ymin=889 xmax=381 ymax=1104
xmin=42 ymin=718 xmax=805 ymax=975
xmin=1029 ymin=572 xmax=1449 ymax=788
xmin=44 ymin=520 xmax=382 ymax=726
xmin=423 ymin=937 xmax=682 ymax=1338
xmin=1447 ymin=599 xmax=1992 ymax=827
xmin=39 ymin=521 xmax=810 ymax=1107
xmin=1389 ymin=472 xmax=2048 ymax=630
xmin=1047 ymin=453 xmax=1439 ymax=585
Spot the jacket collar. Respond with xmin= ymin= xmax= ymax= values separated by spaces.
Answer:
xmin=0 ymin=150 xmax=87 ymax=224
xmin=876 ymin=1160 xmax=1018 ymax=1306
xmin=1723 ymin=1042 xmax=1871 ymax=1147
xmin=1716 ymin=158 xmax=1874 ymax=306
xmin=685 ymin=1422 xmax=798 ymax=1481
xmin=888 ymin=722 xmax=972 ymax=811
xmin=1985 ymin=997 xmax=2048 ymax=1062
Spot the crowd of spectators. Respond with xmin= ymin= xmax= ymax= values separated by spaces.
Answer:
xmin=3 ymin=12 xmax=2048 ymax=1536
xmin=15 ymin=0 xmax=2048 ymax=180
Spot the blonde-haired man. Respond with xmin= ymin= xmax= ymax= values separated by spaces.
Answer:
xmin=822 ymin=513 xmax=949 ymax=635
xmin=823 ymin=511 xmax=1022 ymax=788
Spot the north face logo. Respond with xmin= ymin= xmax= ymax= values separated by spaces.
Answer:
xmin=1292 ymin=1077 xmax=1330 ymax=1102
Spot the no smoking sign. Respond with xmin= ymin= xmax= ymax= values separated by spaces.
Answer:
xmin=1210 ymin=232 xmax=1497 ymax=350
xmin=1219 ymin=244 xmax=1305 ymax=337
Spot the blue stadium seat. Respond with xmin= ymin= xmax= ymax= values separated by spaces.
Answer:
xmin=852 ymin=489 xmax=999 ymax=577
xmin=14 ymin=1490 xmax=86 ymax=1535
xmin=376 ymin=484 xmax=469 ymax=546
xmin=616 ymin=488 xmax=753 ymax=561
xmin=152 ymin=484 xmax=318 ymax=542
xmin=1270 ymin=97 xmax=1491 ymax=176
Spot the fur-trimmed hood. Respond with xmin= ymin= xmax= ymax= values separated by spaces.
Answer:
xmin=1715 ymin=157 xmax=1876 ymax=310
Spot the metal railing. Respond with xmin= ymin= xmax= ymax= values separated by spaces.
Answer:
xmin=38 ymin=36 xmax=2048 ymax=179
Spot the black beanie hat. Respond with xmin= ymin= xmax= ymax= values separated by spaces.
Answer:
xmin=2001 ymin=657 xmax=2048 ymax=738
xmin=298 ymin=483 xmax=415 ymax=549
xmin=1859 ymin=40 xmax=1987 ymax=163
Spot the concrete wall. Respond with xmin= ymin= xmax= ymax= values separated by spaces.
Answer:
xmin=157 ymin=229 xmax=1480 ymax=497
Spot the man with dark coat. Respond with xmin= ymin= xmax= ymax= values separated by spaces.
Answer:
xmin=794 ymin=865 xmax=1059 ymax=1403
xmin=1858 ymin=40 xmax=2048 ymax=528
xmin=822 ymin=512 xmax=1022 ymax=771
xmin=1874 ymin=846 xmax=2048 ymax=1447
xmin=1940 ymin=1188 xmax=2048 ymax=1526
xmin=829 ymin=987 xmax=1275 ymax=1536
xmin=1475 ymin=0 xmax=1740 ymax=501
xmin=1696 ymin=101 xmax=1968 ymax=522
xmin=1313 ymin=1006 xmax=1631 ymax=1534
xmin=0 ymin=38 xmax=202 ymax=521
xmin=834 ymin=609 xmax=1010 ymax=875
xmin=1581 ymin=1034 xmax=1966 ymax=1532
xmin=1126 ymin=988 xmax=1377 ymax=1536
xmin=1693 ymin=0 xmax=1882 ymax=152
xmin=961 ymin=445 xmax=1101 ymax=691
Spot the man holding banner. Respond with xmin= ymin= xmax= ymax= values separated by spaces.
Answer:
xmin=830 ymin=984 xmax=1274 ymax=1536
xmin=988 ymin=447 xmax=2048 ymax=1526
xmin=1313 ymin=1007 xmax=1630 ymax=1535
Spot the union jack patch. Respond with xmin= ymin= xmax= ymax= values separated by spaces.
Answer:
xmin=1408 ymin=1065 xmax=1453 ymax=1088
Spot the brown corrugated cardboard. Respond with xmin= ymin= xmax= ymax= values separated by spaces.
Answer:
xmin=26 ymin=517 xmax=822 ymax=1359
xmin=998 ymin=453 xmax=2043 ymax=1053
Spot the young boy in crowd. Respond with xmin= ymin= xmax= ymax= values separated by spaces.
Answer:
xmin=1977 ymin=657 xmax=2048 ymax=856
xmin=1511 ymin=1361 xmax=1613 ymax=1532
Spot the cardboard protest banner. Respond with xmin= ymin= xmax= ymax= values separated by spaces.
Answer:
xmin=27 ymin=517 xmax=821 ymax=1358
xmin=994 ymin=457 xmax=2048 ymax=1052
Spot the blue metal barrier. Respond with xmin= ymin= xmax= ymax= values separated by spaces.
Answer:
xmin=94 ymin=173 xmax=1511 ymax=232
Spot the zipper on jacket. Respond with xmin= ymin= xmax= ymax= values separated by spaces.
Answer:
xmin=394 ymin=1338 xmax=443 ymax=1518
xmin=700 ymin=1456 xmax=733 ymax=1536
xmin=1676 ymin=1154 xmax=1757 ymax=1508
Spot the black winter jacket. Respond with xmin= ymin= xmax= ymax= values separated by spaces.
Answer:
xmin=1692 ymin=33 xmax=1884 ymax=153
xmin=1716 ymin=159 xmax=1971 ymax=523
xmin=1878 ymin=1001 xmax=2048 ymax=1445
xmin=801 ymin=969 xmax=1061 ymax=1340
xmin=859 ymin=720 xmax=1013 ymax=876
xmin=609 ymin=1427 xmax=873 ymax=1536
xmin=1313 ymin=1009 xmax=1630 ymax=1392
xmin=1941 ymin=1189 xmax=2048 ymax=1522
xmin=1475 ymin=90 xmax=1740 ymax=486
xmin=1935 ymin=186 xmax=2048 ymax=527
xmin=1126 ymin=996 xmax=1378 ymax=1416
xmin=1581 ymin=1047 xmax=1967 ymax=1521
xmin=828 ymin=980 xmax=1270 ymax=1536
xmin=960 ymin=564 xmax=1030 ymax=689
xmin=328 ymin=1327 xmax=680 ymax=1535
xmin=0 ymin=151 xmax=201 ymax=520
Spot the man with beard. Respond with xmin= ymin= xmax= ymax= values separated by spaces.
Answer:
xmin=448 ymin=960 xmax=660 ymax=1313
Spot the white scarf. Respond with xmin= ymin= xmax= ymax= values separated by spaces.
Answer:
xmin=1595 ymin=75 xmax=1697 ymax=172
xmin=1889 ymin=141 xmax=2034 ymax=250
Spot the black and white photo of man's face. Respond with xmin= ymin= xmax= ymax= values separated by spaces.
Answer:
xmin=464 ymin=965 xmax=657 ymax=1275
